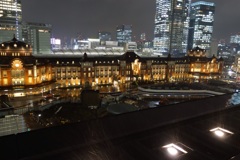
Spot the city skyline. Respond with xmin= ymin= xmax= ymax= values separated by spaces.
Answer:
xmin=22 ymin=0 xmax=240 ymax=42
xmin=153 ymin=0 xmax=190 ymax=54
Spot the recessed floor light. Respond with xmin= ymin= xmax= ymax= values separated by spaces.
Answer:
xmin=210 ymin=127 xmax=234 ymax=138
xmin=162 ymin=143 xmax=188 ymax=157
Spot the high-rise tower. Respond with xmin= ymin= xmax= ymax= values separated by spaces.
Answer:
xmin=22 ymin=22 xmax=52 ymax=54
xmin=116 ymin=25 xmax=132 ymax=46
xmin=0 ymin=0 xmax=22 ymax=42
xmin=153 ymin=0 xmax=190 ymax=55
xmin=188 ymin=1 xmax=215 ymax=52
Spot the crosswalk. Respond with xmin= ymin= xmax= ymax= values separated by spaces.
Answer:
xmin=0 ymin=115 xmax=28 ymax=137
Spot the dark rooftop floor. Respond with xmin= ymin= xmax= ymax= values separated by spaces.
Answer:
xmin=1 ymin=93 xmax=240 ymax=160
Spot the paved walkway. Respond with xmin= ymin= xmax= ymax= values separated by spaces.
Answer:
xmin=9 ymin=95 xmax=44 ymax=108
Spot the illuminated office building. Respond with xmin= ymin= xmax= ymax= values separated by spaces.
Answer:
xmin=230 ymin=34 xmax=240 ymax=44
xmin=98 ymin=31 xmax=111 ymax=45
xmin=51 ymin=38 xmax=61 ymax=50
xmin=116 ymin=25 xmax=132 ymax=46
xmin=22 ymin=22 xmax=52 ymax=54
xmin=0 ymin=0 xmax=22 ymax=42
xmin=140 ymin=33 xmax=146 ymax=41
xmin=188 ymin=1 xmax=215 ymax=52
xmin=153 ymin=0 xmax=190 ymax=55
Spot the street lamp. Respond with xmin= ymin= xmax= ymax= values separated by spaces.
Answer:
xmin=37 ymin=114 xmax=41 ymax=123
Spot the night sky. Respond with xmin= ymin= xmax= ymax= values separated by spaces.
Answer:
xmin=22 ymin=0 xmax=240 ymax=42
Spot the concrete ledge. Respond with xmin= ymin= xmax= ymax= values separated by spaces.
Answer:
xmin=0 ymin=93 xmax=235 ymax=160
xmin=138 ymin=86 xmax=225 ymax=95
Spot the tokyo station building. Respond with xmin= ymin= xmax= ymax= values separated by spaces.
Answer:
xmin=0 ymin=38 xmax=224 ymax=89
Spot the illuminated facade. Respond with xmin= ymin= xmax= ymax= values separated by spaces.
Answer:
xmin=233 ymin=55 xmax=240 ymax=82
xmin=44 ymin=47 xmax=223 ymax=87
xmin=0 ymin=38 xmax=223 ymax=89
xmin=0 ymin=0 xmax=22 ymax=42
xmin=153 ymin=0 xmax=190 ymax=55
xmin=188 ymin=1 xmax=215 ymax=51
xmin=0 ymin=37 xmax=52 ymax=88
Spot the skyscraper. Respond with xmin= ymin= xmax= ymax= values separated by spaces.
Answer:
xmin=116 ymin=25 xmax=132 ymax=46
xmin=0 ymin=0 xmax=22 ymax=42
xmin=153 ymin=0 xmax=190 ymax=55
xmin=188 ymin=1 xmax=215 ymax=52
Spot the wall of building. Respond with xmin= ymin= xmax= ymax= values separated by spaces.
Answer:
xmin=0 ymin=39 xmax=223 ymax=88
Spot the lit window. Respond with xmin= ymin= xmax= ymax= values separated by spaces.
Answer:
xmin=3 ymin=79 xmax=8 ymax=85
xmin=3 ymin=71 xmax=7 ymax=77
xmin=28 ymin=70 xmax=32 ymax=76
xmin=28 ymin=77 xmax=32 ymax=83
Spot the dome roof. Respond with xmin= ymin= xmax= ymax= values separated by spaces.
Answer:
xmin=0 ymin=36 xmax=31 ymax=49
xmin=190 ymin=46 xmax=206 ymax=52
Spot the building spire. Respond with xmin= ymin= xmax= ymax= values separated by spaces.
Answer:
xmin=12 ymin=34 xmax=17 ymax=41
